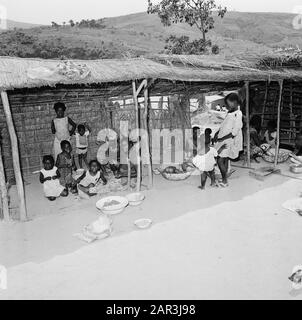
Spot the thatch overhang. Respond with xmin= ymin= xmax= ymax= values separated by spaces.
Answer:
xmin=0 ymin=54 xmax=301 ymax=96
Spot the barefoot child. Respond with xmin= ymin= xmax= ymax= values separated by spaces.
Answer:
xmin=51 ymin=102 xmax=77 ymax=160
xmin=78 ymin=160 xmax=107 ymax=197
xmin=75 ymin=123 xmax=91 ymax=169
xmin=56 ymin=140 xmax=78 ymax=195
xmin=40 ymin=155 xmax=67 ymax=201
xmin=214 ymin=93 xmax=243 ymax=187
xmin=193 ymin=129 xmax=226 ymax=190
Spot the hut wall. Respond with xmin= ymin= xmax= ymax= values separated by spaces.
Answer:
xmin=0 ymin=88 xmax=191 ymax=180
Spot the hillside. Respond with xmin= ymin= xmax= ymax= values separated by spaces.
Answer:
xmin=3 ymin=19 xmax=41 ymax=30
xmin=0 ymin=11 xmax=299 ymax=59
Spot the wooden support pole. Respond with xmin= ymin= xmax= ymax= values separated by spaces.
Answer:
xmin=144 ymin=84 xmax=153 ymax=189
xmin=245 ymin=81 xmax=251 ymax=168
xmin=0 ymin=142 xmax=10 ymax=222
xmin=261 ymin=81 xmax=268 ymax=127
xmin=1 ymin=91 xmax=27 ymax=221
xmin=274 ymin=80 xmax=283 ymax=167
xmin=132 ymin=81 xmax=142 ymax=192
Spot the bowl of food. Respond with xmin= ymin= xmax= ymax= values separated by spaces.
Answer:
xmin=134 ymin=218 xmax=153 ymax=230
xmin=96 ymin=196 xmax=129 ymax=215
xmin=126 ymin=193 xmax=145 ymax=206
xmin=290 ymin=164 xmax=302 ymax=174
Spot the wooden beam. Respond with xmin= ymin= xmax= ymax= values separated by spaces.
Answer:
xmin=132 ymin=81 xmax=142 ymax=192
xmin=274 ymin=80 xmax=283 ymax=167
xmin=0 ymin=142 xmax=10 ymax=222
xmin=144 ymin=85 xmax=153 ymax=189
xmin=1 ymin=91 xmax=27 ymax=221
xmin=245 ymin=81 xmax=251 ymax=168
xmin=135 ymin=79 xmax=148 ymax=97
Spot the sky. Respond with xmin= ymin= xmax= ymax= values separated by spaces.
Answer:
xmin=0 ymin=0 xmax=301 ymax=24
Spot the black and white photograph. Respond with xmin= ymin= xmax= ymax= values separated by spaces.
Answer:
xmin=0 ymin=0 xmax=302 ymax=302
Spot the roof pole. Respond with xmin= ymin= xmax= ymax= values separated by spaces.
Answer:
xmin=132 ymin=81 xmax=142 ymax=192
xmin=245 ymin=81 xmax=251 ymax=168
xmin=274 ymin=80 xmax=283 ymax=167
xmin=143 ymin=81 xmax=153 ymax=189
xmin=0 ymin=141 xmax=10 ymax=222
xmin=1 ymin=91 xmax=27 ymax=221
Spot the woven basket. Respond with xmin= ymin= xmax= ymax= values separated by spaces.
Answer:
xmin=262 ymin=148 xmax=290 ymax=164
xmin=161 ymin=171 xmax=192 ymax=181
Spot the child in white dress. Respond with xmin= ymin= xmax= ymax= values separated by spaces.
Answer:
xmin=78 ymin=160 xmax=107 ymax=198
xmin=51 ymin=102 xmax=77 ymax=161
xmin=40 ymin=155 xmax=67 ymax=201
xmin=193 ymin=129 xmax=226 ymax=190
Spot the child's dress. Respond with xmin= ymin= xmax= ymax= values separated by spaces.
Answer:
xmin=40 ymin=166 xmax=65 ymax=198
xmin=56 ymin=153 xmax=75 ymax=187
xmin=216 ymin=109 xmax=243 ymax=159
xmin=75 ymin=131 xmax=90 ymax=155
xmin=53 ymin=117 xmax=70 ymax=160
xmin=192 ymin=147 xmax=218 ymax=172
xmin=79 ymin=171 xmax=101 ymax=188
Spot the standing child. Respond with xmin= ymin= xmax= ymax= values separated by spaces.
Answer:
xmin=193 ymin=129 xmax=226 ymax=190
xmin=75 ymin=123 xmax=91 ymax=169
xmin=214 ymin=93 xmax=243 ymax=187
xmin=56 ymin=140 xmax=78 ymax=195
xmin=78 ymin=160 xmax=107 ymax=197
xmin=51 ymin=102 xmax=77 ymax=160
xmin=40 ymin=155 xmax=67 ymax=201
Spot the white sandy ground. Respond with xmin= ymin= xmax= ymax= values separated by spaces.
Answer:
xmin=1 ymin=163 xmax=302 ymax=299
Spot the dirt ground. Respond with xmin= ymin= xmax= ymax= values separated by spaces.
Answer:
xmin=1 ymin=161 xmax=302 ymax=299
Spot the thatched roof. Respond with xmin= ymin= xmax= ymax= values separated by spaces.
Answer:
xmin=0 ymin=54 xmax=301 ymax=91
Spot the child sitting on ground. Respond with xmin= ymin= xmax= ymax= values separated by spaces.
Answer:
xmin=75 ymin=123 xmax=91 ymax=169
xmin=193 ymin=129 xmax=226 ymax=190
xmin=263 ymin=120 xmax=277 ymax=147
xmin=78 ymin=160 xmax=107 ymax=198
xmin=56 ymin=140 xmax=79 ymax=195
xmin=40 ymin=155 xmax=68 ymax=201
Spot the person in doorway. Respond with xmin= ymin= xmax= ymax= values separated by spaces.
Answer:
xmin=213 ymin=93 xmax=243 ymax=187
xmin=51 ymin=102 xmax=77 ymax=161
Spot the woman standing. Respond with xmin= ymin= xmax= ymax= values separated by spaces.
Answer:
xmin=214 ymin=93 xmax=243 ymax=187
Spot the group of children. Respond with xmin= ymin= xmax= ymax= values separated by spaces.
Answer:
xmin=40 ymin=102 xmax=106 ymax=201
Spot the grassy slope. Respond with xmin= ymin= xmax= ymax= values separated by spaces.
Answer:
xmin=2 ymin=11 xmax=300 ymax=58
